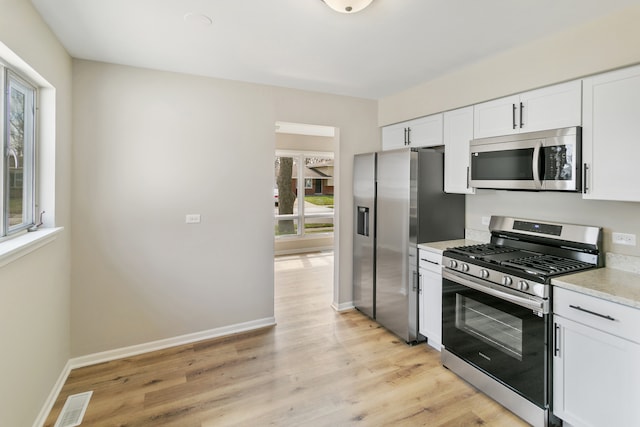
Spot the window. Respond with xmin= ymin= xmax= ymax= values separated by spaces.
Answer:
xmin=1 ymin=66 xmax=37 ymax=236
xmin=274 ymin=151 xmax=334 ymax=238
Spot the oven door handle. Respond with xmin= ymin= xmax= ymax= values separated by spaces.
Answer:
xmin=443 ymin=269 xmax=548 ymax=313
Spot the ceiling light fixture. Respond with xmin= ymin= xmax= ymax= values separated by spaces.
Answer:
xmin=322 ymin=0 xmax=373 ymax=14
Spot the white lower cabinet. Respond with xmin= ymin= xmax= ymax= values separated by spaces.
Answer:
xmin=418 ymin=249 xmax=442 ymax=351
xmin=553 ymin=288 xmax=640 ymax=426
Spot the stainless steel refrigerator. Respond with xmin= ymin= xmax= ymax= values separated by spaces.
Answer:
xmin=353 ymin=147 xmax=465 ymax=343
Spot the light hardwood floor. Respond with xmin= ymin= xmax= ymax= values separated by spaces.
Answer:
xmin=44 ymin=252 xmax=528 ymax=426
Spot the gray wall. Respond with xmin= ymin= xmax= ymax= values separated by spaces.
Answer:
xmin=71 ymin=60 xmax=379 ymax=356
xmin=0 ymin=1 xmax=73 ymax=426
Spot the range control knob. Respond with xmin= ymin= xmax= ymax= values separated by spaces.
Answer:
xmin=502 ymin=276 xmax=513 ymax=286
xmin=449 ymin=260 xmax=458 ymax=269
xmin=480 ymin=269 xmax=490 ymax=279
xmin=461 ymin=263 xmax=470 ymax=272
xmin=518 ymin=281 xmax=530 ymax=291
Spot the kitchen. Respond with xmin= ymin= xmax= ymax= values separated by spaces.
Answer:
xmin=3 ymin=1 xmax=640 ymax=426
xmin=357 ymin=60 xmax=640 ymax=425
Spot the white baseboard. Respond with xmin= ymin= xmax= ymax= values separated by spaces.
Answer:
xmin=33 ymin=317 xmax=276 ymax=427
xmin=332 ymin=301 xmax=355 ymax=312
xmin=69 ymin=317 xmax=276 ymax=369
xmin=32 ymin=360 xmax=72 ymax=427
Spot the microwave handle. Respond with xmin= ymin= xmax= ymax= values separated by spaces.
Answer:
xmin=532 ymin=140 xmax=543 ymax=189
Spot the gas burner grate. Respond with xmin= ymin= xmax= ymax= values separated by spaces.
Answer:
xmin=448 ymin=244 xmax=517 ymax=257
xmin=501 ymin=255 xmax=593 ymax=276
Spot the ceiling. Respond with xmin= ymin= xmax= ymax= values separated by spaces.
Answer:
xmin=31 ymin=0 xmax=636 ymax=99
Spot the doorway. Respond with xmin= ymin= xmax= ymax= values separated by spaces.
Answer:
xmin=273 ymin=121 xmax=339 ymax=309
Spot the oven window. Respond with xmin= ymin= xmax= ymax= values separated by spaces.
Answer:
xmin=455 ymin=294 xmax=523 ymax=361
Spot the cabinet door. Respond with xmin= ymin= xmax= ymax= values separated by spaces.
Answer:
xmin=444 ymin=106 xmax=475 ymax=194
xmin=409 ymin=113 xmax=443 ymax=148
xmin=520 ymin=80 xmax=581 ymax=133
xmin=419 ymin=266 xmax=442 ymax=351
xmin=473 ymin=94 xmax=520 ymax=138
xmin=381 ymin=122 xmax=407 ymax=151
xmin=553 ymin=315 xmax=640 ymax=426
xmin=473 ymin=81 xmax=581 ymax=139
xmin=582 ymin=64 xmax=640 ymax=201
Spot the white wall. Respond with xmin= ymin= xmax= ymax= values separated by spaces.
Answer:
xmin=71 ymin=60 xmax=378 ymax=356
xmin=378 ymin=4 xmax=640 ymax=258
xmin=0 ymin=1 xmax=72 ymax=426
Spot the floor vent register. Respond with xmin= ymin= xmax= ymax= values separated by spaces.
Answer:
xmin=54 ymin=391 xmax=93 ymax=427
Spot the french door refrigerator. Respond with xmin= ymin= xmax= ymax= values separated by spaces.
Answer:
xmin=353 ymin=147 xmax=465 ymax=343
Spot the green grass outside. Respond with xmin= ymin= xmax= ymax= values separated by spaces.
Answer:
xmin=304 ymin=195 xmax=334 ymax=208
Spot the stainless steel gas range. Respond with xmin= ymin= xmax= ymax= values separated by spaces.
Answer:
xmin=441 ymin=216 xmax=603 ymax=427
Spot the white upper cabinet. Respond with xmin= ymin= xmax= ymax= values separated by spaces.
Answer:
xmin=444 ymin=106 xmax=475 ymax=194
xmin=382 ymin=113 xmax=443 ymax=150
xmin=582 ymin=64 xmax=640 ymax=201
xmin=473 ymin=80 xmax=582 ymax=138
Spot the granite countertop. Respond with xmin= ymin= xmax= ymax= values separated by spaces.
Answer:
xmin=551 ymin=268 xmax=640 ymax=310
xmin=418 ymin=239 xmax=483 ymax=255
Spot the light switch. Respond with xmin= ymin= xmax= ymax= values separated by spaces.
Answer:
xmin=185 ymin=214 xmax=201 ymax=224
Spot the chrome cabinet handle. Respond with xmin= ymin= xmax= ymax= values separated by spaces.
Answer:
xmin=519 ymin=102 xmax=524 ymax=128
xmin=466 ymin=166 xmax=470 ymax=189
xmin=512 ymin=104 xmax=517 ymax=129
xmin=583 ymin=163 xmax=589 ymax=193
xmin=406 ymin=127 xmax=411 ymax=145
xmin=554 ymin=323 xmax=561 ymax=357
xmin=569 ymin=304 xmax=616 ymax=321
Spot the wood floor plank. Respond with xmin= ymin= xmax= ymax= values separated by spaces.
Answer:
xmin=44 ymin=252 xmax=529 ymax=426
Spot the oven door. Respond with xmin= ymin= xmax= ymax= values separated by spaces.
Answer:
xmin=442 ymin=269 xmax=549 ymax=407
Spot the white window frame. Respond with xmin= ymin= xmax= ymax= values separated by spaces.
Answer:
xmin=1 ymin=64 xmax=37 ymax=237
xmin=274 ymin=150 xmax=334 ymax=239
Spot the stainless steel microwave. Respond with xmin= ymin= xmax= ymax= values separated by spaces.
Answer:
xmin=469 ymin=127 xmax=581 ymax=191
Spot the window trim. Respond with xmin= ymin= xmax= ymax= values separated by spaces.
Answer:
xmin=2 ymin=66 xmax=38 ymax=236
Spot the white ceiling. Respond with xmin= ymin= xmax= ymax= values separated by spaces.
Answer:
xmin=31 ymin=0 xmax=636 ymax=99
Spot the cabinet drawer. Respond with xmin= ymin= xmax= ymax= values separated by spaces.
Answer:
xmin=419 ymin=250 xmax=441 ymax=273
xmin=554 ymin=287 xmax=640 ymax=344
